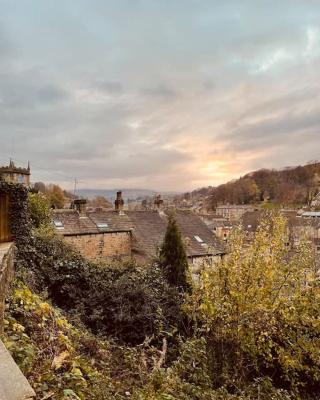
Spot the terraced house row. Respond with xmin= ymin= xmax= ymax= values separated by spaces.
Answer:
xmin=53 ymin=192 xmax=225 ymax=274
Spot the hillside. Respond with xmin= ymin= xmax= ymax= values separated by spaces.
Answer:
xmin=189 ymin=162 xmax=320 ymax=208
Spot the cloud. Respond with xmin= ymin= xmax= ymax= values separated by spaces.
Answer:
xmin=141 ymin=84 xmax=177 ymax=99
xmin=0 ymin=0 xmax=320 ymax=191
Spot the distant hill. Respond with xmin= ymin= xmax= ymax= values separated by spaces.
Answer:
xmin=77 ymin=188 xmax=180 ymax=202
xmin=187 ymin=162 xmax=320 ymax=208
xmin=77 ymin=189 xmax=157 ymax=202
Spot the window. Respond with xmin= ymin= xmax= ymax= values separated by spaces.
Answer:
xmin=53 ymin=220 xmax=64 ymax=230
xmin=194 ymin=235 xmax=204 ymax=243
xmin=97 ymin=223 xmax=109 ymax=230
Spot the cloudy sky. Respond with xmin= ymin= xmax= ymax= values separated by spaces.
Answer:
xmin=0 ymin=0 xmax=320 ymax=191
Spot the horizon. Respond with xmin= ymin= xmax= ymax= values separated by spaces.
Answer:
xmin=0 ymin=1 xmax=320 ymax=191
xmin=0 ymin=157 xmax=318 ymax=193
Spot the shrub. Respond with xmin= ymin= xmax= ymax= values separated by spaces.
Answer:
xmin=3 ymin=280 xmax=115 ymax=399
xmin=189 ymin=213 xmax=320 ymax=397
xmin=28 ymin=192 xmax=52 ymax=229
xmin=21 ymin=229 xmax=187 ymax=345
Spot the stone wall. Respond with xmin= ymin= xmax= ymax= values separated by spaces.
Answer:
xmin=64 ymin=231 xmax=132 ymax=262
xmin=0 ymin=242 xmax=14 ymax=334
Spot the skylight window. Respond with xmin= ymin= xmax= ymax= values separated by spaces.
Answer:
xmin=194 ymin=235 xmax=204 ymax=243
xmin=54 ymin=220 xmax=63 ymax=227
xmin=97 ymin=223 xmax=109 ymax=229
xmin=53 ymin=220 xmax=64 ymax=230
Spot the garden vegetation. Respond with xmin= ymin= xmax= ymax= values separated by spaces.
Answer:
xmin=2 ymin=193 xmax=319 ymax=399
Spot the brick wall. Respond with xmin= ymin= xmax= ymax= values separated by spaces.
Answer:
xmin=64 ymin=231 xmax=132 ymax=262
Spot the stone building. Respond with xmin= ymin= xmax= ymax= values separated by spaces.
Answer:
xmin=0 ymin=160 xmax=30 ymax=186
xmin=53 ymin=199 xmax=132 ymax=262
xmin=288 ymin=215 xmax=320 ymax=254
xmin=53 ymin=192 xmax=225 ymax=270
xmin=215 ymin=204 xmax=254 ymax=221
xmin=200 ymin=214 xmax=236 ymax=242
xmin=240 ymin=210 xmax=320 ymax=258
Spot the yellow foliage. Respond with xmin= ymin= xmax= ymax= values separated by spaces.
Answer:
xmin=189 ymin=213 xmax=320 ymax=391
xmin=51 ymin=350 xmax=70 ymax=370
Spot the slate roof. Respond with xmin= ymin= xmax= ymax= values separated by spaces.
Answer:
xmin=174 ymin=210 xmax=225 ymax=257
xmin=53 ymin=210 xmax=99 ymax=235
xmin=53 ymin=209 xmax=225 ymax=260
xmin=241 ymin=210 xmax=265 ymax=232
xmin=287 ymin=215 xmax=320 ymax=229
xmin=200 ymin=214 xmax=236 ymax=229
xmin=53 ymin=210 xmax=134 ymax=235
xmin=126 ymin=211 xmax=167 ymax=258
xmin=88 ymin=211 xmax=133 ymax=232
xmin=241 ymin=210 xmax=302 ymax=233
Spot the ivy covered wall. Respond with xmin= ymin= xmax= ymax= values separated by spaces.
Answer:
xmin=0 ymin=181 xmax=30 ymax=247
xmin=0 ymin=181 xmax=30 ymax=329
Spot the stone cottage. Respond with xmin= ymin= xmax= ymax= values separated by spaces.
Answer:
xmin=53 ymin=193 xmax=225 ymax=270
xmin=53 ymin=199 xmax=132 ymax=262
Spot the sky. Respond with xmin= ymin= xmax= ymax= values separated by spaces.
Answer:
xmin=0 ymin=0 xmax=320 ymax=192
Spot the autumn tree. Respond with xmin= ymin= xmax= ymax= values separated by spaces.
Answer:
xmin=88 ymin=196 xmax=112 ymax=209
xmin=159 ymin=213 xmax=190 ymax=291
xmin=190 ymin=213 xmax=320 ymax=396
xmin=46 ymin=184 xmax=65 ymax=209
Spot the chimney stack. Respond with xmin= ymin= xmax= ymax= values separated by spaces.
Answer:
xmin=154 ymin=194 xmax=164 ymax=210
xmin=115 ymin=191 xmax=124 ymax=213
xmin=73 ymin=198 xmax=87 ymax=215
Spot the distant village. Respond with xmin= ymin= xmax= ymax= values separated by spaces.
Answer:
xmin=1 ymin=159 xmax=320 ymax=275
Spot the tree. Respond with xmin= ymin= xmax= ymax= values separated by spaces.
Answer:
xmin=46 ymin=184 xmax=65 ymax=209
xmin=159 ymin=213 xmax=190 ymax=291
xmin=88 ymin=195 xmax=112 ymax=209
xmin=190 ymin=213 xmax=320 ymax=396
xmin=28 ymin=192 xmax=52 ymax=229
xmin=33 ymin=181 xmax=46 ymax=194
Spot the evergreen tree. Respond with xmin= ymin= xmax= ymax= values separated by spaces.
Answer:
xmin=159 ymin=213 xmax=190 ymax=291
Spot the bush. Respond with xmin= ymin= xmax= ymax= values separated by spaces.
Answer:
xmin=189 ymin=213 xmax=320 ymax=398
xmin=21 ymin=229 xmax=188 ymax=345
xmin=4 ymin=280 xmax=115 ymax=400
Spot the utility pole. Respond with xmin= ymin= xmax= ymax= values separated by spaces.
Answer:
xmin=73 ymin=178 xmax=78 ymax=198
